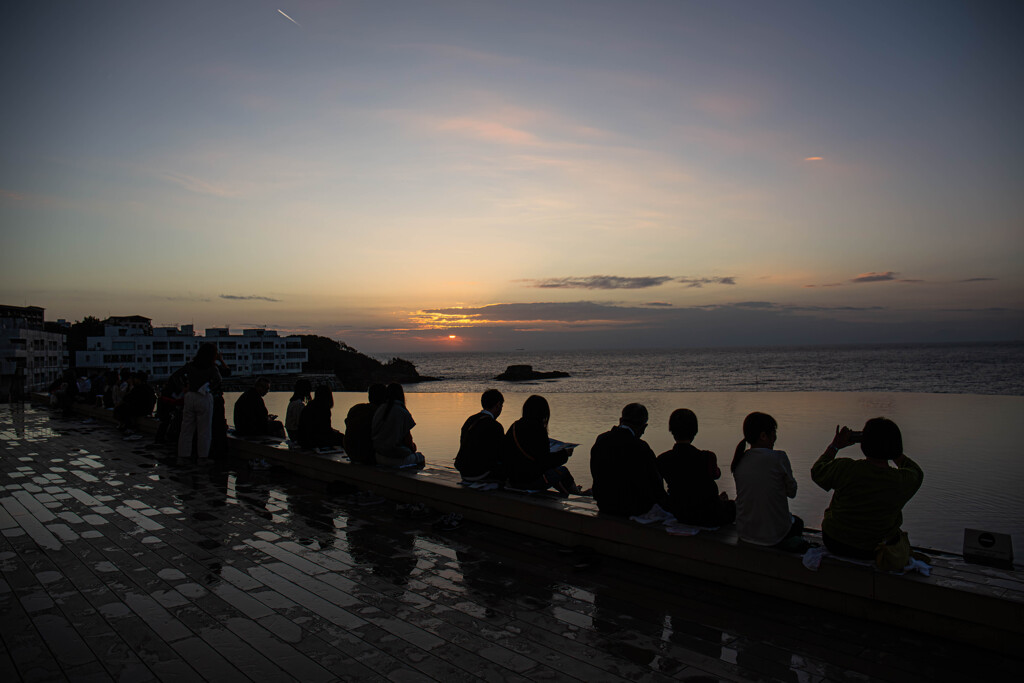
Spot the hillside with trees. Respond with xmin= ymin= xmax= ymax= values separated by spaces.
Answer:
xmin=299 ymin=335 xmax=437 ymax=390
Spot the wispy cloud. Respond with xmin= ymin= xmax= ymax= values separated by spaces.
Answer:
xmin=804 ymin=156 xmax=824 ymax=161
xmin=645 ymin=302 xmax=673 ymax=307
xmin=851 ymin=271 xmax=898 ymax=283
xmin=219 ymin=294 xmax=280 ymax=302
xmin=1 ymin=188 xmax=28 ymax=201
xmin=523 ymin=275 xmax=673 ymax=290
xmin=160 ymin=171 xmax=236 ymax=198
xmin=677 ymin=276 xmax=736 ymax=288
xmin=959 ymin=277 xmax=998 ymax=283
xmin=161 ymin=295 xmax=212 ymax=302
xmin=438 ymin=117 xmax=541 ymax=146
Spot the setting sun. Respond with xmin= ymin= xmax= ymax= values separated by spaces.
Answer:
xmin=448 ymin=335 xmax=457 ymax=339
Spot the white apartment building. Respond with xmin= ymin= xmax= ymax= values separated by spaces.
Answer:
xmin=76 ymin=323 xmax=308 ymax=380
xmin=0 ymin=305 xmax=67 ymax=394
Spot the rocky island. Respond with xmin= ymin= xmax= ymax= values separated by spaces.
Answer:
xmin=494 ymin=364 xmax=571 ymax=381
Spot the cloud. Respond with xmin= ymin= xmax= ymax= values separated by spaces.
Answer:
xmin=1 ymin=188 xmax=28 ymax=201
xmin=677 ymin=276 xmax=736 ymax=288
xmin=437 ymin=118 xmax=541 ymax=146
xmin=898 ymin=279 xmax=925 ymax=283
xmin=219 ymin=294 xmax=280 ymax=302
xmin=644 ymin=302 xmax=673 ymax=307
xmin=161 ymin=295 xmax=212 ymax=302
xmin=523 ymin=275 xmax=673 ymax=290
xmin=851 ymin=271 xmax=898 ymax=283
xmin=161 ymin=171 xmax=236 ymax=198
xmin=804 ymin=156 xmax=824 ymax=161
xmin=959 ymin=277 xmax=998 ymax=283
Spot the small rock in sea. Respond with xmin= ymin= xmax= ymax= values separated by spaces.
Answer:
xmin=494 ymin=364 xmax=571 ymax=381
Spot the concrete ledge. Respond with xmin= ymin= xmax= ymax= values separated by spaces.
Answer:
xmin=44 ymin=397 xmax=1024 ymax=656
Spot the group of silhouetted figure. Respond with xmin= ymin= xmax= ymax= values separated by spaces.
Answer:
xmin=58 ymin=341 xmax=925 ymax=569
xmin=449 ymin=389 xmax=923 ymax=567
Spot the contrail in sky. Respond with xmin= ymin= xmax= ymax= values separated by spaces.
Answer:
xmin=277 ymin=9 xmax=300 ymax=27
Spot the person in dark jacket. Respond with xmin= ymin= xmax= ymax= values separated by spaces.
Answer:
xmin=344 ymin=384 xmax=386 ymax=464
xmin=455 ymin=389 xmax=505 ymax=481
xmin=233 ymin=377 xmax=285 ymax=437
xmin=657 ymin=408 xmax=735 ymax=527
xmin=297 ymin=384 xmax=345 ymax=449
xmin=590 ymin=403 xmax=666 ymax=517
xmin=502 ymin=394 xmax=579 ymax=495
xmin=114 ymin=371 xmax=156 ymax=436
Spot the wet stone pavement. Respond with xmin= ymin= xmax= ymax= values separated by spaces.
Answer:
xmin=1 ymin=405 xmax=1019 ymax=682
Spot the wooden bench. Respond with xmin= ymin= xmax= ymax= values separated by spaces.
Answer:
xmin=47 ymin=397 xmax=1024 ymax=656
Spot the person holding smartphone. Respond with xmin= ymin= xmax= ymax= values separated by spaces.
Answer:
xmin=811 ymin=418 xmax=923 ymax=559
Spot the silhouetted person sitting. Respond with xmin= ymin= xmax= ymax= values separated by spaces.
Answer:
xmin=503 ymin=394 xmax=579 ymax=496
xmin=732 ymin=412 xmax=805 ymax=551
xmin=812 ymin=417 xmax=923 ymax=560
xmin=657 ymin=409 xmax=735 ymax=527
xmin=297 ymin=384 xmax=345 ymax=449
xmin=285 ymin=378 xmax=312 ymax=441
xmin=233 ymin=377 xmax=285 ymax=438
xmin=371 ymin=383 xmax=425 ymax=468
xmin=344 ymin=384 xmax=386 ymax=465
xmin=590 ymin=403 xmax=666 ymax=516
xmin=455 ymin=389 xmax=505 ymax=482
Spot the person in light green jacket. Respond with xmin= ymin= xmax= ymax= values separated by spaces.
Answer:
xmin=811 ymin=417 xmax=923 ymax=559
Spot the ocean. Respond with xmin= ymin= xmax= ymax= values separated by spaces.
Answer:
xmin=391 ymin=341 xmax=1024 ymax=395
xmin=228 ymin=341 xmax=1024 ymax=553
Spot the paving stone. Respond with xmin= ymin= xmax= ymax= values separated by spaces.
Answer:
xmin=4 ymin=405 xmax=1021 ymax=682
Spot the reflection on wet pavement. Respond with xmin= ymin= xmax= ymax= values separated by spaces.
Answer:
xmin=1 ymin=404 xmax=1019 ymax=681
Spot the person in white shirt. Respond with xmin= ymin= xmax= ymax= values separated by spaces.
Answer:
xmin=731 ymin=412 xmax=806 ymax=551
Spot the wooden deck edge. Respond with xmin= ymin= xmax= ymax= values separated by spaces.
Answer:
xmin=37 ymin=396 xmax=1024 ymax=656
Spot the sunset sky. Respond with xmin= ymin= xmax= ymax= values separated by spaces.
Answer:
xmin=2 ymin=1 xmax=1021 ymax=352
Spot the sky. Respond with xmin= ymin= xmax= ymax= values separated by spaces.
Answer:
xmin=2 ymin=1 xmax=1022 ymax=352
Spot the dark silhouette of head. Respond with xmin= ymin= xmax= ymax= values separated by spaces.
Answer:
xmin=368 ymin=383 xmax=387 ymax=404
xmin=193 ymin=343 xmax=217 ymax=368
xmin=732 ymin=412 xmax=778 ymax=472
xmin=314 ymin=383 xmax=333 ymax=409
xmin=619 ymin=403 xmax=648 ymax=435
xmin=521 ymin=394 xmax=549 ymax=423
xmin=669 ymin=408 xmax=698 ymax=442
xmin=481 ymin=389 xmax=504 ymax=416
xmin=380 ymin=383 xmax=405 ymax=419
xmin=291 ymin=378 xmax=313 ymax=402
xmin=861 ymin=417 xmax=903 ymax=461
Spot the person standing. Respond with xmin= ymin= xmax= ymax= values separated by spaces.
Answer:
xmin=175 ymin=344 xmax=221 ymax=460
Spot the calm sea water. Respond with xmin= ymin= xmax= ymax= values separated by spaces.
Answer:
xmin=390 ymin=342 xmax=1024 ymax=395
xmin=226 ymin=342 xmax=1024 ymax=554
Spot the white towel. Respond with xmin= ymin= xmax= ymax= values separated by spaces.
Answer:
xmin=630 ymin=503 xmax=676 ymax=525
xmin=802 ymin=546 xmax=931 ymax=576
